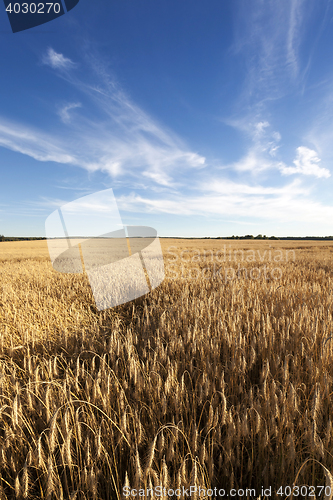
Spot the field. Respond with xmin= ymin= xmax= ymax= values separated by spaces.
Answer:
xmin=0 ymin=238 xmax=333 ymax=499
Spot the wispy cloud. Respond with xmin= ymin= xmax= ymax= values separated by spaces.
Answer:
xmin=0 ymin=48 xmax=206 ymax=189
xmin=224 ymin=119 xmax=329 ymax=179
xmin=201 ymin=178 xmax=306 ymax=196
xmin=42 ymin=48 xmax=75 ymax=69
xmin=286 ymin=0 xmax=303 ymax=79
xmin=232 ymin=0 xmax=309 ymax=105
xmin=224 ymin=119 xmax=281 ymax=174
xmin=0 ymin=120 xmax=77 ymax=164
xmin=116 ymin=180 xmax=333 ymax=224
xmin=58 ymin=102 xmax=82 ymax=124
xmin=1 ymin=46 xmax=331 ymax=232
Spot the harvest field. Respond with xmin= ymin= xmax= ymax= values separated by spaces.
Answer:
xmin=0 ymin=238 xmax=333 ymax=499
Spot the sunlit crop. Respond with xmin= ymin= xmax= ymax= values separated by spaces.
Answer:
xmin=0 ymin=239 xmax=333 ymax=499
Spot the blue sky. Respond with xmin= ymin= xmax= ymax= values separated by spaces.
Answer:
xmin=1 ymin=0 xmax=333 ymax=237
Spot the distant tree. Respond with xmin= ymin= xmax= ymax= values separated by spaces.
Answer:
xmin=255 ymin=234 xmax=263 ymax=239
xmin=0 ymin=235 xmax=4 ymax=242
xmin=244 ymin=234 xmax=254 ymax=239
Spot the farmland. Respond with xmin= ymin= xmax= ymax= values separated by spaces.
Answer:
xmin=0 ymin=239 xmax=333 ymax=499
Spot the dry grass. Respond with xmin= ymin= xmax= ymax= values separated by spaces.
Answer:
xmin=0 ymin=238 xmax=333 ymax=498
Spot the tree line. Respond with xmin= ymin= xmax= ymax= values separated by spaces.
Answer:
xmin=0 ymin=236 xmax=46 ymax=242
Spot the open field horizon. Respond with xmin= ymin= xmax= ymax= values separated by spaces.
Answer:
xmin=2 ymin=237 xmax=333 ymax=260
xmin=0 ymin=239 xmax=333 ymax=498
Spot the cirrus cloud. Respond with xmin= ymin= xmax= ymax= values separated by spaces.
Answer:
xmin=42 ymin=48 xmax=75 ymax=70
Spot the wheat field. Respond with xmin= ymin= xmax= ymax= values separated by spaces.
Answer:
xmin=0 ymin=238 xmax=333 ymax=499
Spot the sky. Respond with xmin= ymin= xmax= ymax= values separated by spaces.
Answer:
xmin=1 ymin=0 xmax=333 ymax=237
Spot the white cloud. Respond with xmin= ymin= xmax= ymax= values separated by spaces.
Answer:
xmin=225 ymin=120 xmax=283 ymax=174
xmin=0 ymin=120 xmax=77 ymax=164
xmin=286 ymin=0 xmax=303 ymax=78
xmin=232 ymin=0 xmax=309 ymax=105
xmin=202 ymin=178 xmax=306 ymax=196
xmin=232 ymin=149 xmax=279 ymax=174
xmin=0 ymin=48 xmax=205 ymax=187
xmin=58 ymin=103 xmax=82 ymax=123
xmin=43 ymin=48 xmax=75 ymax=69
xmin=2 ymin=47 xmax=332 ymax=232
xmin=254 ymin=121 xmax=270 ymax=138
xmin=280 ymin=146 xmax=330 ymax=178
xmin=224 ymin=121 xmax=330 ymax=180
xmin=116 ymin=182 xmax=333 ymax=224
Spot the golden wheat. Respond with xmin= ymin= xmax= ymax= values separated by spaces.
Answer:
xmin=0 ymin=239 xmax=333 ymax=498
